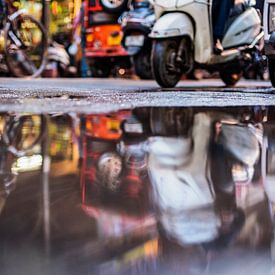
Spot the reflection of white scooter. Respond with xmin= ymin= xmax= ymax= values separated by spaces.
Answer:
xmin=148 ymin=113 xmax=221 ymax=245
xmin=149 ymin=0 xmax=263 ymax=87
xmin=147 ymin=112 xmax=261 ymax=246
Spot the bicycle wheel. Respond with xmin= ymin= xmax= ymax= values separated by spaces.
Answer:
xmin=4 ymin=14 xmax=47 ymax=78
xmin=2 ymin=114 xmax=46 ymax=157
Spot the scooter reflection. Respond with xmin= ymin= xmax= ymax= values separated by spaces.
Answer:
xmin=261 ymin=118 xmax=275 ymax=266
xmin=147 ymin=109 xmax=264 ymax=273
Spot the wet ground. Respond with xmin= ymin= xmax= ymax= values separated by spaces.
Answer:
xmin=0 ymin=78 xmax=275 ymax=113
xmin=1 ymin=78 xmax=275 ymax=274
xmin=0 ymin=105 xmax=275 ymax=275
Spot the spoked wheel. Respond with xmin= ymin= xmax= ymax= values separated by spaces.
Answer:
xmin=99 ymin=0 xmax=128 ymax=13
xmin=2 ymin=114 xmax=46 ymax=157
xmin=4 ymin=14 xmax=48 ymax=78
xmin=151 ymin=39 xmax=184 ymax=88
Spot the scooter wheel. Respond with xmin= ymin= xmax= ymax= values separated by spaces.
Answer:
xmin=151 ymin=39 xmax=183 ymax=88
xmin=90 ymin=60 xmax=111 ymax=78
xmin=268 ymin=58 xmax=275 ymax=87
xmin=219 ymin=65 xmax=242 ymax=86
xmin=133 ymin=49 xmax=153 ymax=80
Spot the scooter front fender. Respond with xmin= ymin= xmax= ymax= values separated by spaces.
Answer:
xmin=149 ymin=12 xmax=194 ymax=40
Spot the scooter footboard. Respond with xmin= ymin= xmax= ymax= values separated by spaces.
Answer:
xmin=149 ymin=12 xmax=194 ymax=39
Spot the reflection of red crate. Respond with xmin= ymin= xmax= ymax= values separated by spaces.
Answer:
xmin=80 ymin=112 xmax=131 ymax=201
xmin=80 ymin=112 xmax=158 ymax=269
xmin=85 ymin=112 xmax=130 ymax=140
xmin=80 ymin=112 xmax=149 ymax=209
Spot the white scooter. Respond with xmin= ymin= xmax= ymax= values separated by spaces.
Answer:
xmin=149 ymin=0 xmax=263 ymax=88
xmin=264 ymin=0 xmax=275 ymax=87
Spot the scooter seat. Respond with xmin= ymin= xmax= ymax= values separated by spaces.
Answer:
xmin=229 ymin=4 xmax=246 ymax=18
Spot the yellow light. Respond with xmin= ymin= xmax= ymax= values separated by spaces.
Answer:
xmin=52 ymin=1 xmax=58 ymax=15
xmin=0 ymin=31 xmax=4 ymax=52
xmin=86 ymin=34 xmax=94 ymax=43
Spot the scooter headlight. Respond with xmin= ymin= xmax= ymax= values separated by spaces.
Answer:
xmin=269 ymin=4 xmax=275 ymax=33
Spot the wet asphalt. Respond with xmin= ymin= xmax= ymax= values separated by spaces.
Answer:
xmin=0 ymin=77 xmax=274 ymax=113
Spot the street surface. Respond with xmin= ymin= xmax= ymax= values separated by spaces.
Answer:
xmin=0 ymin=82 xmax=273 ymax=274
xmin=0 ymin=77 xmax=274 ymax=113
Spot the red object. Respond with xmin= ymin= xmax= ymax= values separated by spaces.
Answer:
xmin=84 ymin=0 xmax=128 ymax=58
xmin=80 ymin=112 xmax=131 ymax=201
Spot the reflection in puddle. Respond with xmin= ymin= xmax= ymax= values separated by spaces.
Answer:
xmin=0 ymin=107 xmax=275 ymax=274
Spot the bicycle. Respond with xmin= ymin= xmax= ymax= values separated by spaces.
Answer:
xmin=0 ymin=1 xmax=48 ymax=78
xmin=0 ymin=113 xmax=46 ymax=198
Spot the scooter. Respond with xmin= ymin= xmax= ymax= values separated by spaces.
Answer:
xmin=120 ymin=0 xmax=155 ymax=79
xmin=264 ymin=0 xmax=275 ymax=86
xmin=149 ymin=0 xmax=263 ymax=88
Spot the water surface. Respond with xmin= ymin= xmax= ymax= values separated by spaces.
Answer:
xmin=0 ymin=106 xmax=274 ymax=275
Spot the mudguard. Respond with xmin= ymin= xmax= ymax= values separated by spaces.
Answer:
xmin=149 ymin=12 xmax=194 ymax=39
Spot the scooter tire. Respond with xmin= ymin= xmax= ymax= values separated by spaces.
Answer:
xmin=219 ymin=65 xmax=242 ymax=86
xmin=268 ymin=58 xmax=275 ymax=87
xmin=90 ymin=60 xmax=111 ymax=78
xmin=133 ymin=49 xmax=153 ymax=80
xmin=151 ymin=39 xmax=183 ymax=88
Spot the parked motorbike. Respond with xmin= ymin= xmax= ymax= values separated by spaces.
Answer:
xmin=264 ymin=0 xmax=275 ymax=86
xmin=120 ymin=0 xmax=155 ymax=79
xmin=149 ymin=0 xmax=263 ymax=88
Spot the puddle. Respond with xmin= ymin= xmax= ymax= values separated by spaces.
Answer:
xmin=0 ymin=107 xmax=274 ymax=274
